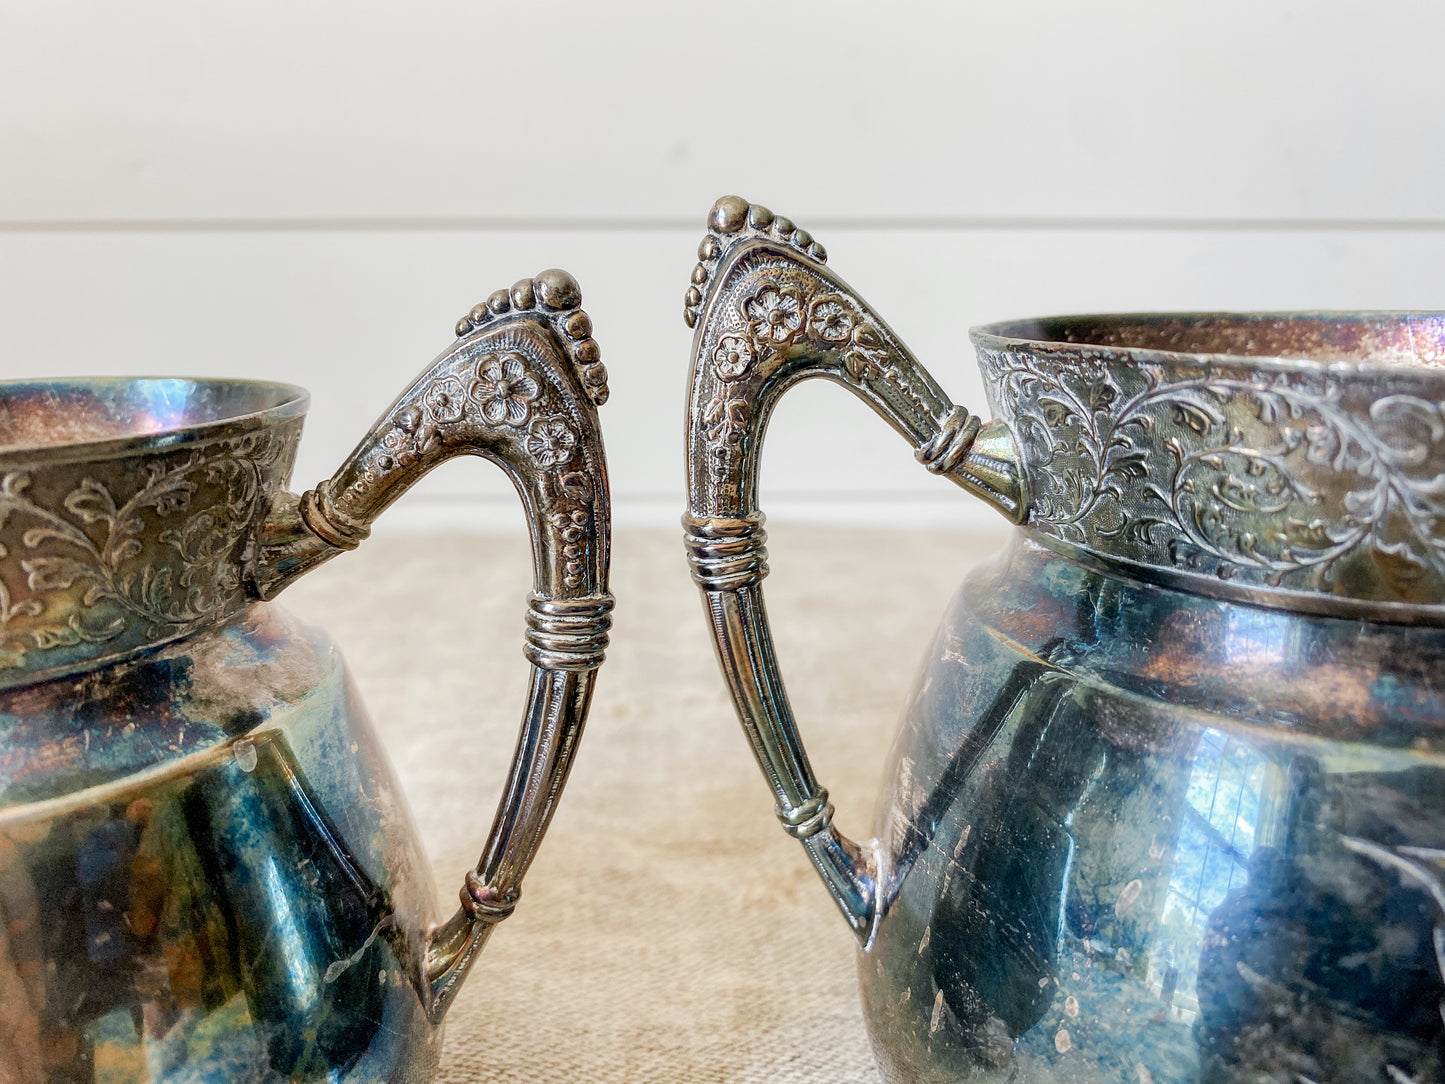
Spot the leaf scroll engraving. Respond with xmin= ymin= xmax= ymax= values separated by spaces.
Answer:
xmin=979 ymin=347 xmax=1445 ymax=603
xmin=0 ymin=427 xmax=298 ymax=673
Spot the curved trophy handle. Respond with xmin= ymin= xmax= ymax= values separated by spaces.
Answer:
xmin=682 ymin=197 xmax=1026 ymax=936
xmin=250 ymin=269 xmax=612 ymax=1021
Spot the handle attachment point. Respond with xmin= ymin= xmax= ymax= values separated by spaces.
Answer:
xmin=777 ymin=790 xmax=834 ymax=840
xmin=461 ymin=872 xmax=522 ymax=924
xmin=300 ymin=486 xmax=369 ymax=551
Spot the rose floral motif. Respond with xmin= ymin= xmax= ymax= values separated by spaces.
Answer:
xmin=712 ymin=336 xmax=755 ymax=382
xmin=807 ymin=295 xmax=854 ymax=344
xmin=743 ymin=280 xmax=805 ymax=348
xmin=423 ymin=376 xmax=468 ymax=424
xmin=471 ymin=352 xmax=540 ymax=427
xmin=525 ymin=416 xmax=579 ymax=469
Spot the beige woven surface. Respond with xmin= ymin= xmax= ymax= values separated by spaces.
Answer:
xmin=283 ymin=525 xmax=1008 ymax=1083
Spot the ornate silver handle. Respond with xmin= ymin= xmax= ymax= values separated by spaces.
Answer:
xmin=682 ymin=197 xmax=1025 ymax=935
xmin=251 ymin=269 xmax=612 ymax=1021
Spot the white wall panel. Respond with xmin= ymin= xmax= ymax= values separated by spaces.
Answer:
xmin=3 ymin=222 xmax=1442 ymax=527
xmin=1 ymin=1 xmax=1442 ymax=223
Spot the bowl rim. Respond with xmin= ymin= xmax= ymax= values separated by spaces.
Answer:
xmin=0 ymin=376 xmax=310 ymax=465
xmin=968 ymin=310 xmax=1445 ymax=377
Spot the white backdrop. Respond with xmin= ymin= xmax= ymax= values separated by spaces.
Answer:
xmin=3 ymin=0 xmax=1443 ymax=528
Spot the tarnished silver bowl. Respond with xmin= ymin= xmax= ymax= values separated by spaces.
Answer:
xmin=0 ymin=271 xmax=612 ymax=1082
xmin=683 ymin=196 xmax=1445 ymax=1082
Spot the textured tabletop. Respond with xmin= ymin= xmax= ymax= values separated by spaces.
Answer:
xmin=283 ymin=525 xmax=1007 ymax=1083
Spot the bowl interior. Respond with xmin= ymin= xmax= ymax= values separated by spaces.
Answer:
xmin=977 ymin=313 xmax=1445 ymax=369
xmin=0 ymin=378 xmax=308 ymax=453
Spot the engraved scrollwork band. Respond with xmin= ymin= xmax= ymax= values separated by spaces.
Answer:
xmin=0 ymin=409 xmax=304 ymax=689
xmin=972 ymin=318 xmax=1445 ymax=618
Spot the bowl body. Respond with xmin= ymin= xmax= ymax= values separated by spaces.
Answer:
xmin=857 ymin=315 xmax=1445 ymax=1080
xmin=863 ymin=536 xmax=1445 ymax=1082
xmin=0 ymin=604 xmax=442 ymax=1083
xmin=0 ymin=311 xmax=613 ymax=1080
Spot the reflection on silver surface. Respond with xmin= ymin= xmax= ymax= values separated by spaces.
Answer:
xmin=858 ymin=540 xmax=1445 ymax=1083
xmin=1155 ymin=729 xmax=1273 ymax=1018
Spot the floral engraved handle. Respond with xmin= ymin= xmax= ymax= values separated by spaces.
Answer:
xmin=682 ymin=197 xmax=1026 ymax=936
xmin=251 ymin=270 xmax=612 ymax=1021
